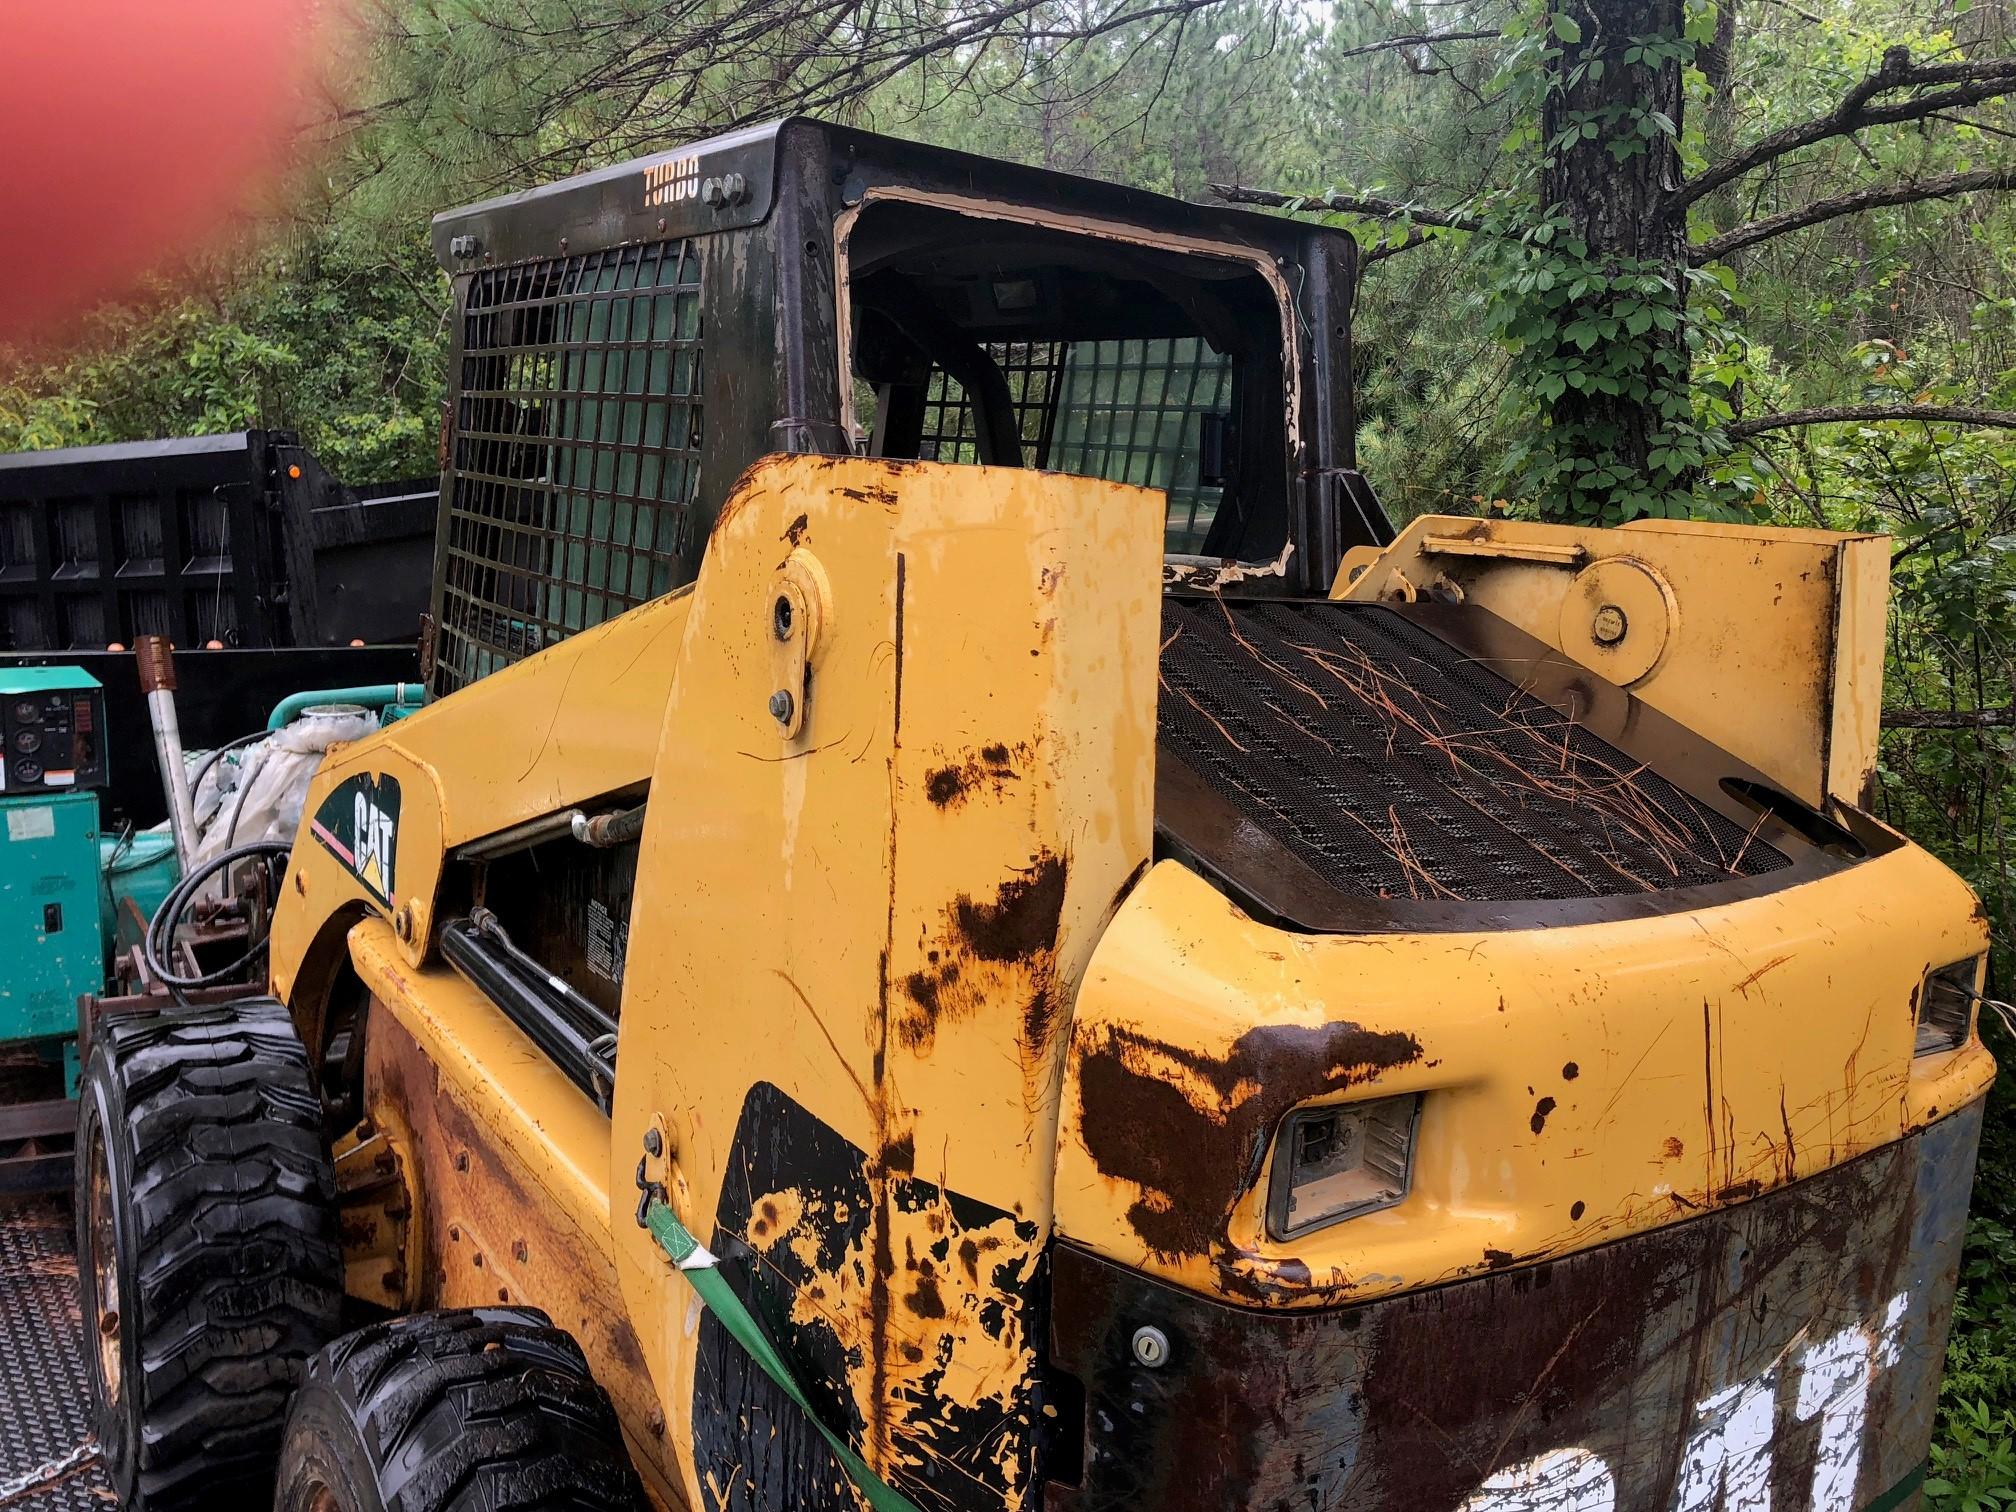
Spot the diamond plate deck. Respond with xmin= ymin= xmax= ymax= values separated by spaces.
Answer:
xmin=0 ymin=1198 xmax=110 ymax=1508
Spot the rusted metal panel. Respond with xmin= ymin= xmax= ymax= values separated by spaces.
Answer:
xmin=691 ymin=1081 xmax=1055 ymax=1512
xmin=362 ymin=1006 xmax=677 ymax=1502
xmin=330 ymin=1123 xmax=417 ymax=1311
xmin=610 ymin=456 xmax=1164 ymax=1509
xmin=1047 ymin=1099 xmax=1981 ymax=1511
xmin=1051 ymin=851 xmax=1992 ymax=1311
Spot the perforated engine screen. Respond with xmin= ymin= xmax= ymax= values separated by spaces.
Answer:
xmin=1157 ymin=598 xmax=1788 ymax=903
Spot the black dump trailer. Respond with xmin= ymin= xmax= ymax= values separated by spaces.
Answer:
xmin=0 ymin=429 xmax=435 ymax=653
xmin=0 ymin=431 xmax=431 ymax=827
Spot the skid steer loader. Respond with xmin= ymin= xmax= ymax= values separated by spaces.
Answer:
xmin=77 ymin=118 xmax=1995 ymax=1512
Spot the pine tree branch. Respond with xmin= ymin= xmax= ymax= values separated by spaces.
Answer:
xmin=1361 ymin=227 xmax=1442 ymax=263
xmin=1327 ymin=29 xmax=1499 ymax=61
xmin=1209 ymin=183 xmax=1486 ymax=233
xmin=1728 ymin=404 xmax=2016 ymax=440
xmin=1883 ymin=706 xmax=2016 ymax=729
xmin=1756 ymin=0 xmax=1826 ymax=25
xmin=1692 ymin=166 xmax=2016 ymax=260
xmin=1674 ymin=46 xmax=2016 ymax=212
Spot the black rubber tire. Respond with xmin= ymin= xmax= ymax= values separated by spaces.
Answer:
xmin=75 ymin=998 xmax=344 ymax=1510
xmin=275 ymin=1308 xmax=649 ymax=1512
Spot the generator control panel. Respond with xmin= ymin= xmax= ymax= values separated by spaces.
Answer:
xmin=0 ymin=668 xmax=108 ymax=796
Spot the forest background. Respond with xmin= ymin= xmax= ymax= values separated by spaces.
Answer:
xmin=3 ymin=0 xmax=2015 ymax=1499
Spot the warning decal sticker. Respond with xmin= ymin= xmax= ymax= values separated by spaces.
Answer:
xmin=310 ymin=773 xmax=401 ymax=904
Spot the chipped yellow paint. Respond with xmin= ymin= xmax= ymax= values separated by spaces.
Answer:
xmin=745 ymin=1188 xmax=807 ymax=1254
xmin=268 ymin=450 xmax=1993 ymax=1510
xmin=1338 ymin=515 xmax=1888 ymax=808
xmin=605 ymin=454 xmax=1162 ymax=1509
xmin=1053 ymin=846 xmax=1995 ymax=1309
xmin=757 ymin=1181 xmax=1045 ymax=1494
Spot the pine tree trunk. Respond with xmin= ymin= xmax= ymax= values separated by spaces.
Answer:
xmin=1540 ymin=0 xmax=1691 ymax=475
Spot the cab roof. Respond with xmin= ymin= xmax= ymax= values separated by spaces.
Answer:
xmin=431 ymin=116 xmax=1353 ymax=277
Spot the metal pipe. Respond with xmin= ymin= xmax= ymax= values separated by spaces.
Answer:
xmin=266 ymin=682 xmax=421 ymax=731
xmin=571 ymin=802 xmax=648 ymax=848
xmin=134 ymin=636 xmax=201 ymax=870
xmin=454 ymin=808 xmax=585 ymax=862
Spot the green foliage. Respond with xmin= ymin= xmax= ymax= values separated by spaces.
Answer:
xmin=1943 ymin=1214 xmax=2016 ymax=1404
xmin=1929 ymin=1022 xmax=2016 ymax=1512
xmin=1483 ymin=228 xmax=1748 ymax=522
xmin=0 ymin=224 xmax=447 ymax=481
xmin=1927 ymin=1396 xmax=2016 ymax=1511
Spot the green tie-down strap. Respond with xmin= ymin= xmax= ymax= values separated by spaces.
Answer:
xmin=643 ymin=1200 xmax=924 ymax=1512
xmin=1864 ymin=1464 xmax=1925 ymax=1512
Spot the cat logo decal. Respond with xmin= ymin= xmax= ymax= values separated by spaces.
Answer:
xmin=310 ymin=773 xmax=401 ymax=904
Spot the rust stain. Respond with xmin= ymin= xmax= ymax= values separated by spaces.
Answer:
xmin=747 ymin=1187 xmax=807 ymax=1252
xmin=923 ymin=741 xmax=1027 ymax=809
xmin=1075 ymin=1018 xmax=1422 ymax=1260
xmin=765 ymin=1175 xmax=1043 ymax=1503
xmin=1662 ymin=1135 xmax=1686 ymax=1159
xmin=782 ymin=512 xmax=811 ymax=546
xmin=1779 ymin=1087 xmax=1799 ymax=1182
xmin=1530 ymin=1096 xmax=1557 ymax=1134
xmin=1733 ymin=952 xmax=1794 ymax=995
xmin=883 ymin=1131 xmax=915 ymax=1175
xmin=897 ymin=851 xmax=1068 ymax=1056
xmin=837 ymin=483 xmax=900 ymax=505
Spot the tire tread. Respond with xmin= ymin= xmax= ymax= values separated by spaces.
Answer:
xmin=86 ymin=1000 xmax=342 ymax=1508
xmin=292 ymin=1308 xmax=646 ymax=1512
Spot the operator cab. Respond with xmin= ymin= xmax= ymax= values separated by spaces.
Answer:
xmin=428 ymin=117 xmax=1387 ymax=695
xmin=427 ymin=118 xmax=1876 ymax=942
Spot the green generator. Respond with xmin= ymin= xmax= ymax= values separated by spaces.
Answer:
xmin=0 ymin=668 xmax=110 ymax=1087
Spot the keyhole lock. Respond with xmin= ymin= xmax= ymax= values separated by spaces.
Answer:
xmin=1131 ymin=1325 xmax=1171 ymax=1368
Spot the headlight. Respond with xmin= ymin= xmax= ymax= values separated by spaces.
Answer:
xmin=1266 ymin=1093 xmax=1419 ymax=1239
xmin=1915 ymin=957 xmax=1982 ymax=1056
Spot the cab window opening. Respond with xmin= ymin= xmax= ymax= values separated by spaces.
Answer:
xmin=843 ymin=200 xmax=1292 ymax=562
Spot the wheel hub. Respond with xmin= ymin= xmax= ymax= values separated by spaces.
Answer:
xmin=86 ymin=1128 xmax=122 ymax=1408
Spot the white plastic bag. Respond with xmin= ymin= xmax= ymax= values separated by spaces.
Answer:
xmin=191 ymin=706 xmax=379 ymax=875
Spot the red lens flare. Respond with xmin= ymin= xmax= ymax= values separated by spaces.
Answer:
xmin=0 ymin=1 xmax=340 ymax=342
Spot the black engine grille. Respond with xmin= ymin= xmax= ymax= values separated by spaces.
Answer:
xmin=1157 ymin=599 xmax=1787 ymax=903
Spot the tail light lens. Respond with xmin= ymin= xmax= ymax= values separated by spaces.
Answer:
xmin=1266 ymin=1094 xmax=1419 ymax=1239
xmin=1915 ymin=957 xmax=1982 ymax=1056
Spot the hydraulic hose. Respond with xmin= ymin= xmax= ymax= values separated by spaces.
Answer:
xmin=188 ymin=729 xmax=267 ymax=797
xmin=141 ymin=840 xmax=293 ymax=991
